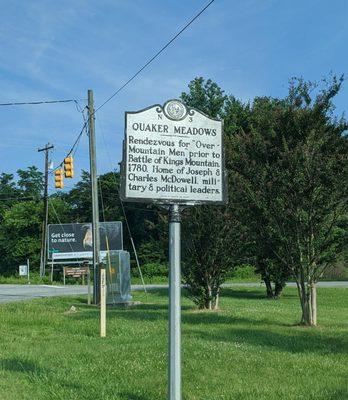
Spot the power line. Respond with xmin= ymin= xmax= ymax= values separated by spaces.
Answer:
xmin=27 ymin=1 xmax=215 ymax=198
xmin=1 ymin=97 xmax=88 ymax=175
xmin=0 ymin=99 xmax=85 ymax=107
xmin=5 ymin=1 xmax=215 ymax=181
xmin=68 ymin=121 xmax=87 ymax=158
xmin=1 ymin=1 xmax=214 ymax=115
xmin=95 ymin=0 xmax=216 ymax=112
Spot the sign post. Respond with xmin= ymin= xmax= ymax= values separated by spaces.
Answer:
xmin=87 ymin=266 xmax=91 ymax=306
xmin=100 ymin=265 xmax=106 ymax=337
xmin=168 ymin=204 xmax=181 ymax=400
xmin=27 ymin=259 xmax=30 ymax=284
xmin=120 ymin=99 xmax=227 ymax=400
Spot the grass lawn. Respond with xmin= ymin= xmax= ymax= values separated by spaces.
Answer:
xmin=0 ymin=287 xmax=347 ymax=400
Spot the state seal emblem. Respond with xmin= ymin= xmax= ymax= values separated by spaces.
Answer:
xmin=163 ymin=100 xmax=187 ymax=121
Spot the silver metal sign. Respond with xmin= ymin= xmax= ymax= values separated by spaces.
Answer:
xmin=120 ymin=99 xmax=227 ymax=205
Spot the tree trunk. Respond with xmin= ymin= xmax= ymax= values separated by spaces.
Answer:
xmin=213 ymin=290 xmax=220 ymax=310
xmin=310 ymin=282 xmax=317 ymax=326
xmin=302 ymin=298 xmax=311 ymax=326
xmin=297 ymin=280 xmax=318 ymax=326
xmin=207 ymin=284 xmax=212 ymax=310
xmin=263 ymin=275 xmax=274 ymax=299
xmin=298 ymin=280 xmax=311 ymax=325
xmin=274 ymin=281 xmax=284 ymax=299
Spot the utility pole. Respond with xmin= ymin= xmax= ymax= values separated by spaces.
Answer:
xmin=87 ymin=89 xmax=101 ymax=304
xmin=38 ymin=143 xmax=54 ymax=277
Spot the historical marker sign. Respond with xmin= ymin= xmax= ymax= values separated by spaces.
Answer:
xmin=120 ymin=99 xmax=227 ymax=400
xmin=120 ymin=99 xmax=227 ymax=204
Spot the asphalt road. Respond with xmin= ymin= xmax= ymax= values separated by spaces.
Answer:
xmin=0 ymin=282 xmax=347 ymax=304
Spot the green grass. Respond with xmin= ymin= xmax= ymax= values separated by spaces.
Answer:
xmin=0 ymin=287 xmax=347 ymax=400
xmin=0 ymin=273 xmax=56 ymax=285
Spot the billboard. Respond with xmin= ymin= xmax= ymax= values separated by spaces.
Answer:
xmin=47 ymin=222 xmax=123 ymax=260
xmin=120 ymin=99 xmax=227 ymax=205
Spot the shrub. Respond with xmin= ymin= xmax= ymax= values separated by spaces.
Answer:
xmin=231 ymin=264 xmax=257 ymax=280
xmin=133 ymin=262 xmax=168 ymax=279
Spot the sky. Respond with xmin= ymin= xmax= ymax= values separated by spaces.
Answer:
xmin=0 ymin=0 xmax=347 ymax=193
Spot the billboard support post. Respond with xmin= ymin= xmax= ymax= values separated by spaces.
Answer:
xmin=50 ymin=255 xmax=54 ymax=283
xmin=168 ymin=204 xmax=181 ymax=400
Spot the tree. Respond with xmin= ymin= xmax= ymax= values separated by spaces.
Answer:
xmin=0 ymin=201 xmax=42 ymax=274
xmin=224 ymin=99 xmax=292 ymax=298
xmin=0 ymin=173 xmax=20 ymax=220
xmin=17 ymin=166 xmax=43 ymax=198
xmin=182 ymin=206 xmax=247 ymax=309
xmin=181 ymin=77 xmax=227 ymax=119
xmin=180 ymin=77 xmax=244 ymax=309
xmin=228 ymin=75 xmax=348 ymax=325
xmin=0 ymin=167 xmax=44 ymax=274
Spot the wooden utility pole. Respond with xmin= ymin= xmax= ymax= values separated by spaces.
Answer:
xmin=38 ymin=143 xmax=54 ymax=277
xmin=87 ymin=90 xmax=101 ymax=304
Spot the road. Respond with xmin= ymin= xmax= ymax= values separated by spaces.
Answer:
xmin=0 ymin=281 xmax=347 ymax=304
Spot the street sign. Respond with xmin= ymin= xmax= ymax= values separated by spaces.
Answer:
xmin=64 ymin=267 xmax=89 ymax=277
xmin=19 ymin=265 xmax=28 ymax=276
xmin=120 ymin=99 xmax=227 ymax=205
xmin=47 ymin=221 xmax=123 ymax=260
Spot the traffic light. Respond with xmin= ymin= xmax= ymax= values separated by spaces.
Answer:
xmin=55 ymin=169 xmax=64 ymax=189
xmin=64 ymin=156 xmax=74 ymax=178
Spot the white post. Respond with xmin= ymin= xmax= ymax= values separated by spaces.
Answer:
xmin=27 ymin=258 xmax=30 ymax=284
xmin=87 ymin=266 xmax=91 ymax=306
xmin=168 ymin=204 xmax=181 ymax=400
xmin=100 ymin=267 xmax=106 ymax=337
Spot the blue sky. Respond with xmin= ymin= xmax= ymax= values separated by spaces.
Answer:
xmin=1 ymin=0 xmax=347 ymax=192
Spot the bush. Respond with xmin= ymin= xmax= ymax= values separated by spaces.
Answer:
xmin=133 ymin=262 xmax=168 ymax=279
xmin=231 ymin=264 xmax=257 ymax=280
xmin=138 ymin=241 xmax=166 ymax=265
